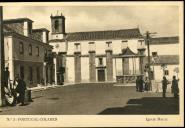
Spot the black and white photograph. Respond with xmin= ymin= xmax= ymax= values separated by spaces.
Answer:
xmin=0 ymin=1 xmax=184 ymax=127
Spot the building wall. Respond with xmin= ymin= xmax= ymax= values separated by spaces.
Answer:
xmin=62 ymin=38 xmax=144 ymax=83
xmin=151 ymin=64 xmax=180 ymax=93
xmin=81 ymin=57 xmax=89 ymax=82
xmin=4 ymin=34 xmax=53 ymax=87
xmin=12 ymin=35 xmax=52 ymax=62
xmin=14 ymin=60 xmax=43 ymax=87
xmin=149 ymin=43 xmax=179 ymax=56
xmin=148 ymin=43 xmax=179 ymax=82
xmin=153 ymin=64 xmax=179 ymax=81
xmin=66 ymin=57 xmax=74 ymax=83
xmin=67 ymin=38 xmax=142 ymax=55
xmin=49 ymin=41 xmax=67 ymax=53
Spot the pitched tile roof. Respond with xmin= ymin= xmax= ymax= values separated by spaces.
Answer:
xmin=3 ymin=18 xmax=33 ymax=23
xmin=150 ymin=36 xmax=179 ymax=45
xmin=65 ymin=28 xmax=142 ymax=42
xmin=144 ymin=55 xmax=179 ymax=65
xmin=49 ymin=39 xmax=66 ymax=42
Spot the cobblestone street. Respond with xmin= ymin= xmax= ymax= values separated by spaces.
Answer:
xmin=0 ymin=83 xmax=179 ymax=115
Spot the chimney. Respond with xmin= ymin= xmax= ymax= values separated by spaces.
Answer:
xmin=23 ymin=19 xmax=33 ymax=37
xmin=42 ymin=30 xmax=49 ymax=43
xmin=3 ymin=18 xmax=33 ymax=37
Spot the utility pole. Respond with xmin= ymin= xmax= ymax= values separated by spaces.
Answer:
xmin=0 ymin=6 xmax=5 ymax=106
xmin=145 ymin=31 xmax=157 ymax=91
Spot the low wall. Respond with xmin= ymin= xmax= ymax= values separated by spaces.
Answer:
xmin=151 ymin=80 xmax=172 ymax=93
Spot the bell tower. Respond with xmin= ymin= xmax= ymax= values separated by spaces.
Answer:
xmin=50 ymin=12 xmax=66 ymax=39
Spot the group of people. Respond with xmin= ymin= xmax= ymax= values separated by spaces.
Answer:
xmin=162 ymin=75 xmax=179 ymax=98
xmin=4 ymin=67 xmax=30 ymax=106
xmin=136 ymin=76 xmax=150 ymax=92
xmin=136 ymin=74 xmax=179 ymax=98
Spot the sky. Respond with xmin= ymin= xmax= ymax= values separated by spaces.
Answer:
xmin=3 ymin=5 xmax=179 ymax=37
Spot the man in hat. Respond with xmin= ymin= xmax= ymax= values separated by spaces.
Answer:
xmin=162 ymin=76 xmax=169 ymax=98
xmin=171 ymin=76 xmax=179 ymax=98
xmin=16 ymin=77 xmax=27 ymax=106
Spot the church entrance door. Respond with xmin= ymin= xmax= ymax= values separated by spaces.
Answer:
xmin=98 ymin=69 xmax=105 ymax=82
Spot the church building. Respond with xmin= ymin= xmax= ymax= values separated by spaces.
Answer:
xmin=49 ymin=13 xmax=179 ymax=85
xmin=49 ymin=13 xmax=147 ymax=84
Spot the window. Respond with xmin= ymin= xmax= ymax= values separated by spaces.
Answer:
xmin=19 ymin=42 xmax=24 ymax=54
xmin=164 ymin=70 xmax=169 ymax=76
xmin=54 ymin=20 xmax=59 ymax=32
xmin=28 ymin=44 xmax=32 ymax=55
xmin=99 ymin=58 xmax=103 ymax=65
xmin=138 ymin=39 xmax=144 ymax=45
xmin=36 ymin=46 xmax=39 ymax=56
xmin=29 ymin=66 xmax=33 ymax=82
xmin=28 ymin=22 xmax=32 ymax=35
xmin=106 ymin=41 xmax=112 ymax=47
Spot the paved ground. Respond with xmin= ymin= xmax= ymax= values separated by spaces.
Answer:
xmin=0 ymin=83 xmax=179 ymax=115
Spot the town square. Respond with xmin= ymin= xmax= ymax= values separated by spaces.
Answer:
xmin=0 ymin=3 xmax=183 ymax=125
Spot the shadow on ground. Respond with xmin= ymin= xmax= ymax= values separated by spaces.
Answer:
xmin=99 ymin=97 xmax=179 ymax=115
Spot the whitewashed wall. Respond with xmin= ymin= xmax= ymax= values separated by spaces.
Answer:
xmin=50 ymin=41 xmax=67 ymax=53
xmin=66 ymin=38 xmax=143 ymax=82
xmin=153 ymin=65 xmax=179 ymax=81
xmin=67 ymin=38 xmax=141 ymax=55
xmin=148 ymin=43 xmax=179 ymax=55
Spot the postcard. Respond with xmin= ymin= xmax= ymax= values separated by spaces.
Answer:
xmin=0 ymin=1 xmax=184 ymax=127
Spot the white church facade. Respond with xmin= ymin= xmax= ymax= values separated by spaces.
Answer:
xmin=49 ymin=13 xmax=179 ymax=85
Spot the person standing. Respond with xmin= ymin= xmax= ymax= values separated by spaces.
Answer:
xmin=12 ymin=76 xmax=19 ymax=105
xmin=139 ymin=76 xmax=144 ymax=92
xmin=162 ymin=76 xmax=169 ymax=98
xmin=144 ymin=77 xmax=149 ymax=91
xmin=16 ymin=77 xmax=27 ymax=106
xmin=4 ymin=67 xmax=10 ymax=88
xmin=171 ymin=76 xmax=179 ymax=98
xmin=136 ymin=76 xmax=140 ymax=91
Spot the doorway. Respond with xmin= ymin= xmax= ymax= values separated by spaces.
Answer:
xmin=98 ymin=69 xmax=105 ymax=82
